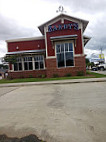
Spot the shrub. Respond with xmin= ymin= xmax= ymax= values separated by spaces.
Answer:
xmin=37 ymin=74 xmax=46 ymax=78
xmin=53 ymin=74 xmax=59 ymax=78
xmin=77 ymin=71 xmax=84 ymax=76
xmin=41 ymin=74 xmax=46 ymax=78
xmin=29 ymin=74 xmax=33 ymax=78
xmin=7 ymin=76 xmax=13 ymax=80
xmin=65 ymin=73 xmax=71 ymax=77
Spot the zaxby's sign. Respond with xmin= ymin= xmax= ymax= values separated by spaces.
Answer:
xmin=48 ymin=23 xmax=78 ymax=32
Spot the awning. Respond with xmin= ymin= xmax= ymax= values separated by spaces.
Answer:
xmin=50 ymin=35 xmax=78 ymax=41
xmin=7 ymin=49 xmax=46 ymax=55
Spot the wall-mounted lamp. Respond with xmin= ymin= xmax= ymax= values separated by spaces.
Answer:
xmin=38 ymin=44 xmax=40 ymax=48
xmin=16 ymin=46 xmax=19 ymax=50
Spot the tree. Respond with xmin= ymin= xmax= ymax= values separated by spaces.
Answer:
xmin=2 ymin=55 xmax=17 ymax=64
xmin=0 ymin=64 xmax=8 ymax=69
xmin=86 ymin=58 xmax=90 ymax=67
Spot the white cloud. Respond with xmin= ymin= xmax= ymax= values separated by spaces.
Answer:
xmin=0 ymin=40 xmax=7 ymax=57
xmin=0 ymin=0 xmax=106 ymax=61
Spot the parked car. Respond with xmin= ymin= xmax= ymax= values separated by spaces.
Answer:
xmin=98 ymin=63 xmax=106 ymax=71
xmin=91 ymin=66 xmax=98 ymax=71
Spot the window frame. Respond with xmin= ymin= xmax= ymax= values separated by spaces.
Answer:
xmin=55 ymin=41 xmax=75 ymax=68
xmin=23 ymin=56 xmax=33 ymax=71
xmin=13 ymin=55 xmax=45 ymax=71
xmin=13 ymin=57 xmax=22 ymax=71
xmin=34 ymin=55 xmax=45 ymax=70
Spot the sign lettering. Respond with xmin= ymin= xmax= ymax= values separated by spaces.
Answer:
xmin=48 ymin=23 xmax=78 ymax=32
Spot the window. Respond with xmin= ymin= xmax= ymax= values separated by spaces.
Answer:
xmin=14 ymin=57 xmax=22 ymax=71
xmin=34 ymin=55 xmax=44 ymax=70
xmin=13 ymin=55 xmax=45 ymax=71
xmin=56 ymin=42 xmax=74 ymax=68
xmin=24 ymin=57 xmax=33 ymax=70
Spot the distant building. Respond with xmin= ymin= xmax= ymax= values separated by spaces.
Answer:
xmin=90 ymin=53 xmax=105 ymax=63
xmin=6 ymin=13 xmax=90 ymax=78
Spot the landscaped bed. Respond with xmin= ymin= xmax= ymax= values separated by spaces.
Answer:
xmin=0 ymin=71 xmax=106 ymax=84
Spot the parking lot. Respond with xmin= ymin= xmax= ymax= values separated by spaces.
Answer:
xmin=0 ymin=81 xmax=106 ymax=142
xmin=91 ymin=70 xmax=106 ymax=75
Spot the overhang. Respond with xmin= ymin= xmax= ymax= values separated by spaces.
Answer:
xmin=50 ymin=35 xmax=78 ymax=42
xmin=6 ymin=49 xmax=46 ymax=55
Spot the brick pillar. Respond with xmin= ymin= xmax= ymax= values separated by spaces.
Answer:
xmin=46 ymin=58 xmax=57 ymax=78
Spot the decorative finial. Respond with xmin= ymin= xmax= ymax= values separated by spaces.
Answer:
xmin=56 ymin=6 xmax=66 ymax=13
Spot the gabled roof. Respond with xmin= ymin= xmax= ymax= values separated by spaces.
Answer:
xmin=38 ymin=13 xmax=89 ymax=35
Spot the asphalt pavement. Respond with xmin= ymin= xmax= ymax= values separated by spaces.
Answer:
xmin=91 ymin=70 xmax=106 ymax=75
xmin=0 ymin=81 xmax=106 ymax=142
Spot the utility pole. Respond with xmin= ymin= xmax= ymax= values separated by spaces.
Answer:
xmin=100 ymin=47 xmax=103 ymax=54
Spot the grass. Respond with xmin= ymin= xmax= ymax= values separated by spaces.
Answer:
xmin=0 ymin=70 xmax=106 ymax=84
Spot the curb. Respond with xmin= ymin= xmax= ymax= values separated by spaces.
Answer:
xmin=0 ymin=78 xmax=106 ymax=87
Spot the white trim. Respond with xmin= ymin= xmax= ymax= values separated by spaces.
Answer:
xmin=38 ymin=13 xmax=89 ymax=34
xmin=61 ymin=18 xmax=64 ymax=24
xmin=6 ymin=36 xmax=45 ymax=43
xmin=46 ymin=17 xmax=81 ymax=33
xmin=81 ymin=23 xmax=84 ymax=55
xmin=32 ymin=57 xmax=35 ymax=70
xmin=46 ymin=17 xmax=62 ymax=33
xmin=74 ymin=54 xmax=84 ymax=57
xmin=12 ymin=64 xmax=14 ymax=71
xmin=46 ymin=56 xmax=56 ymax=59
xmin=22 ymin=58 xmax=24 ymax=70
xmin=55 ymin=41 xmax=75 ymax=68
xmin=12 ymin=55 xmax=45 ymax=72
xmin=44 ymin=27 xmax=48 ymax=58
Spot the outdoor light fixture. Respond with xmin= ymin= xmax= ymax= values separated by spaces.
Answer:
xmin=16 ymin=46 xmax=19 ymax=50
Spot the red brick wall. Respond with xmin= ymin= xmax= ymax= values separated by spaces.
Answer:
xmin=46 ymin=19 xmax=83 ymax=56
xmin=8 ymin=70 xmax=46 ymax=79
xmin=8 ymin=39 xmax=45 ymax=52
xmin=46 ymin=56 xmax=86 ymax=78
xmin=8 ymin=55 xmax=86 ymax=79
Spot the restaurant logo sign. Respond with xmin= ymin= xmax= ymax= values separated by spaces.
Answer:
xmin=48 ymin=23 xmax=78 ymax=32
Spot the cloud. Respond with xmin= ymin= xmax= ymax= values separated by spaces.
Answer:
xmin=0 ymin=0 xmax=106 ymax=60
xmin=55 ymin=0 xmax=106 ymax=14
xmin=0 ymin=40 xmax=7 ymax=57
xmin=0 ymin=14 xmax=41 ymax=40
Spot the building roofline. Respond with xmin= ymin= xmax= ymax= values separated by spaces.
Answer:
xmin=38 ymin=13 xmax=89 ymax=35
xmin=6 ymin=36 xmax=45 ymax=43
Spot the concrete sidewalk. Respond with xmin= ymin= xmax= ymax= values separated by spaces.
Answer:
xmin=0 ymin=77 xmax=106 ymax=87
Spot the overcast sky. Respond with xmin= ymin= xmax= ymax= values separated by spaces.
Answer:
xmin=0 ymin=0 xmax=106 ymax=60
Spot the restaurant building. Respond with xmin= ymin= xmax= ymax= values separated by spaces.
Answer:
xmin=6 ymin=13 xmax=90 ymax=78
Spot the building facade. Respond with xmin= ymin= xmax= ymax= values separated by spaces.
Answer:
xmin=6 ymin=14 xmax=90 ymax=78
